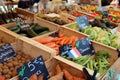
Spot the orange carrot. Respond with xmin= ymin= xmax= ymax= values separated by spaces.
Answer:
xmin=33 ymin=36 xmax=54 ymax=44
xmin=44 ymin=42 xmax=56 ymax=48
xmin=60 ymin=37 xmax=67 ymax=46
xmin=63 ymin=69 xmax=73 ymax=80
xmin=52 ymin=37 xmax=63 ymax=42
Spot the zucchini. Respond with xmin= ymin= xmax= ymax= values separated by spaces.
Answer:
xmin=20 ymin=33 xmax=28 ymax=37
xmin=9 ymin=26 xmax=19 ymax=31
xmin=39 ymin=30 xmax=50 ymax=35
xmin=34 ymin=27 xmax=49 ymax=34
xmin=13 ymin=28 xmax=20 ymax=33
xmin=26 ymin=28 xmax=38 ymax=37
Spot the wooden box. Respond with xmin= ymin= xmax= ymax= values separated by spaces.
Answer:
xmin=35 ymin=13 xmax=75 ymax=28
xmin=33 ymin=26 xmax=118 ymax=79
xmin=0 ymin=26 xmax=19 ymax=43
xmin=1 ymin=20 xmax=59 ymax=38
xmin=1 ymin=35 xmax=54 ymax=80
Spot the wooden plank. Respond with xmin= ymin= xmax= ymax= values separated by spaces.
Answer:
xmin=4 ymin=1 xmax=18 ymax=5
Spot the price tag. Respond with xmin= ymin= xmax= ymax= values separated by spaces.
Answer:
xmin=59 ymin=44 xmax=72 ymax=56
xmin=0 ymin=43 xmax=16 ymax=63
xmin=17 ymin=56 xmax=50 ymax=80
xmin=103 ymin=10 xmax=108 ymax=18
xmin=76 ymin=16 xmax=89 ymax=31
xmin=76 ymin=38 xmax=95 ymax=55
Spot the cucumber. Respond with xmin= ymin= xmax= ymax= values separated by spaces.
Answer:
xmin=20 ymin=33 xmax=28 ymax=37
xmin=26 ymin=28 xmax=38 ymax=37
xmin=9 ymin=26 xmax=19 ymax=31
xmin=39 ymin=30 xmax=50 ymax=35
xmin=34 ymin=27 xmax=49 ymax=34
xmin=13 ymin=28 xmax=20 ymax=33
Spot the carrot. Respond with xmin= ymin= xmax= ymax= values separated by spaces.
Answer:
xmin=68 ymin=37 xmax=74 ymax=44
xmin=55 ymin=64 xmax=62 ymax=75
xmin=44 ymin=42 xmax=56 ymax=48
xmin=33 ymin=36 xmax=54 ymax=44
xmin=63 ymin=69 xmax=73 ymax=80
xmin=63 ymin=37 xmax=70 ymax=45
xmin=60 ymin=37 xmax=68 ymax=46
xmin=55 ymin=40 xmax=61 ymax=45
xmin=52 ymin=37 xmax=63 ymax=42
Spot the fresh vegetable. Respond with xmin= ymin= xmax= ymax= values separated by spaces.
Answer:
xmin=49 ymin=64 xmax=86 ymax=80
xmin=70 ymin=50 xmax=111 ymax=75
xmin=81 ymin=26 xmax=120 ymax=49
xmin=37 ymin=13 xmax=67 ymax=25
xmin=8 ymin=23 xmax=50 ymax=38
xmin=33 ymin=33 xmax=78 ymax=55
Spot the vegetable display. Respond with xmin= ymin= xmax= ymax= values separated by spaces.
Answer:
xmin=0 ymin=8 xmax=18 ymax=25
xmin=69 ymin=50 xmax=111 ymax=75
xmin=82 ymin=26 xmax=120 ymax=49
xmin=0 ymin=51 xmax=33 ymax=80
xmin=37 ymin=13 xmax=67 ymax=25
xmin=49 ymin=64 xmax=86 ymax=80
xmin=68 ymin=23 xmax=120 ymax=49
xmin=33 ymin=33 xmax=78 ymax=55
xmin=8 ymin=23 xmax=50 ymax=38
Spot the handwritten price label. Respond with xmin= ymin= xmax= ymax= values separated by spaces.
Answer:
xmin=17 ymin=56 xmax=49 ymax=80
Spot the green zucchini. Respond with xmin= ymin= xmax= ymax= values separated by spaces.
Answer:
xmin=13 ymin=28 xmax=20 ymax=33
xmin=26 ymin=28 xmax=38 ymax=37
xmin=9 ymin=26 xmax=19 ymax=31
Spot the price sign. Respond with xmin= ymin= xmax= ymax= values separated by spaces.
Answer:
xmin=76 ymin=16 xmax=89 ymax=31
xmin=76 ymin=38 xmax=95 ymax=55
xmin=103 ymin=10 xmax=108 ymax=18
xmin=17 ymin=56 xmax=50 ymax=80
xmin=0 ymin=43 xmax=16 ymax=63
xmin=59 ymin=44 xmax=72 ymax=56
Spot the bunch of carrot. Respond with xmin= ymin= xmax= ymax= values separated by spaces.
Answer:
xmin=49 ymin=64 xmax=86 ymax=80
xmin=33 ymin=34 xmax=79 ymax=55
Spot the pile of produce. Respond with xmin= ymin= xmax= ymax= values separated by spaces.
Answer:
xmin=8 ymin=23 xmax=50 ymax=38
xmin=68 ymin=23 xmax=120 ymax=49
xmin=0 ymin=9 xmax=18 ymax=25
xmin=33 ymin=33 xmax=79 ymax=55
xmin=109 ymin=10 xmax=120 ymax=18
xmin=67 ymin=50 xmax=112 ymax=75
xmin=89 ymin=11 xmax=120 ymax=23
xmin=82 ymin=26 xmax=120 ymax=49
xmin=79 ymin=5 xmax=98 ymax=12
xmin=89 ymin=18 xmax=117 ymax=29
xmin=72 ymin=11 xmax=94 ymax=20
xmin=37 ymin=14 xmax=67 ymax=25
xmin=0 ymin=51 xmax=33 ymax=80
xmin=49 ymin=64 xmax=86 ymax=80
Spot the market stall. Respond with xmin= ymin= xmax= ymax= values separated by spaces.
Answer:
xmin=0 ymin=0 xmax=120 ymax=80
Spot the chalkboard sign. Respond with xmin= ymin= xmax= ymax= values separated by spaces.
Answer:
xmin=0 ymin=43 xmax=16 ymax=63
xmin=103 ymin=10 xmax=108 ymax=18
xmin=17 ymin=56 xmax=50 ymax=80
xmin=59 ymin=44 xmax=72 ymax=56
xmin=76 ymin=16 xmax=89 ymax=31
xmin=76 ymin=38 xmax=95 ymax=55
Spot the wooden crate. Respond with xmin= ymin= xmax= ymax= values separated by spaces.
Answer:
xmin=35 ymin=13 xmax=75 ymax=28
xmin=45 ymin=57 xmax=88 ymax=79
xmin=15 ymin=8 xmax=35 ymax=21
xmin=2 ymin=35 xmax=54 ymax=80
xmin=33 ymin=25 xmax=119 ymax=79
xmin=0 ymin=26 xmax=19 ymax=43
xmin=1 ymin=20 xmax=59 ymax=38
